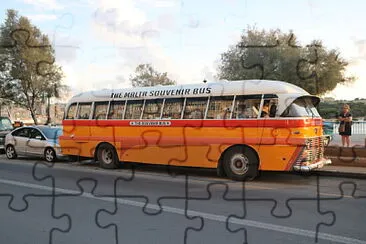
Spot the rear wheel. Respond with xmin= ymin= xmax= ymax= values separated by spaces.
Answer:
xmin=223 ymin=146 xmax=259 ymax=181
xmin=6 ymin=145 xmax=17 ymax=159
xmin=44 ymin=148 xmax=56 ymax=162
xmin=97 ymin=143 xmax=119 ymax=169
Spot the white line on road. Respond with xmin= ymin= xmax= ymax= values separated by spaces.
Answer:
xmin=0 ymin=178 xmax=365 ymax=244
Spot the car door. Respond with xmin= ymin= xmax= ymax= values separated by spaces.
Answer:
xmin=26 ymin=128 xmax=47 ymax=156
xmin=11 ymin=128 xmax=31 ymax=155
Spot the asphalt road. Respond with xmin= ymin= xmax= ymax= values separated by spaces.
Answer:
xmin=0 ymin=155 xmax=366 ymax=244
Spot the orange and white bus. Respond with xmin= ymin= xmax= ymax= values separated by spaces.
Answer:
xmin=59 ymin=79 xmax=331 ymax=180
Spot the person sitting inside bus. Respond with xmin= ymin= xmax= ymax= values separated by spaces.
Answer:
xmin=190 ymin=109 xmax=203 ymax=119
xmin=261 ymin=101 xmax=270 ymax=118
xmin=216 ymin=108 xmax=230 ymax=119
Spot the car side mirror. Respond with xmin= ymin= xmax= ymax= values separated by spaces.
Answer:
xmin=35 ymin=135 xmax=42 ymax=140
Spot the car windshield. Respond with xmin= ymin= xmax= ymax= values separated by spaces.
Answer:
xmin=38 ymin=127 xmax=63 ymax=139
xmin=281 ymin=97 xmax=321 ymax=118
xmin=0 ymin=118 xmax=13 ymax=131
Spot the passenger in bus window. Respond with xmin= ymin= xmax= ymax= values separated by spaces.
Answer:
xmin=190 ymin=109 xmax=202 ymax=119
xmin=172 ymin=113 xmax=181 ymax=119
xmin=261 ymin=101 xmax=270 ymax=118
xmin=216 ymin=108 xmax=229 ymax=119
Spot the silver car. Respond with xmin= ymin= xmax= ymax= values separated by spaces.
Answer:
xmin=5 ymin=125 xmax=64 ymax=162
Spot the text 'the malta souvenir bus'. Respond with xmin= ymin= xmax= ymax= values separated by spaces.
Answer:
xmin=59 ymin=80 xmax=331 ymax=180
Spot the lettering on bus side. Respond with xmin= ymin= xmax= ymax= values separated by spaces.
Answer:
xmin=110 ymin=87 xmax=212 ymax=99
xmin=129 ymin=121 xmax=172 ymax=126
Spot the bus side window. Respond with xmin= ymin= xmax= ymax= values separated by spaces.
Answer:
xmin=162 ymin=98 xmax=184 ymax=119
xmin=232 ymin=95 xmax=262 ymax=119
xmin=93 ymin=101 xmax=109 ymax=120
xmin=76 ymin=103 xmax=92 ymax=119
xmin=124 ymin=100 xmax=144 ymax=119
xmin=183 ymin=97 xmax=208 ymax=119
xmin=108 ymin=101 xmax=125 ymax=119
xmin=206 ymin=96 xmax=234 ymax=119
xmin=66 ymin=103 xmax=77 ymax=119
xmin=142 ymin=99 xmax=163 ymax=119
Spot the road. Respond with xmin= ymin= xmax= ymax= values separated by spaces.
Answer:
xmin=0 ymin=155 xmax=366 ymax=244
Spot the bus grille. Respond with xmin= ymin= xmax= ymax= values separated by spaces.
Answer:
xmin=295 ymin=137 xmax=325 ymax=166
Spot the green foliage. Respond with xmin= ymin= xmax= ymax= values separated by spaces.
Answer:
xmin=318 ymin=100 xmax=366 ymax=119
xmin=217 ymin=26 xmax=355 ymax=95
xmin=130 ymin=64 xmax=176 ymax=87
xmin=0 ymin=9 xmax=67 ymax=124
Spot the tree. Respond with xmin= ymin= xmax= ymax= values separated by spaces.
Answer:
xmin=130 ymin=64 xmax=176 ymax=87
xmin=0 ymin=9 xmax=67 ymax=124
xmin=216 ymin=26 xmax=355 ymax=95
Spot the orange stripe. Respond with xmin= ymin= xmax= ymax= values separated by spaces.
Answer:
xmin=62 ymin=118 xmax=323 ymax=128
xmin=59 ymin=135 xmax=306 ymax=146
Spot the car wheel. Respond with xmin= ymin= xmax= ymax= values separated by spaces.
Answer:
xmin=44 ymin=148 xmax=56 ymax=162
xmin=97 ymin=143 xmax=119 ymax=169
xmin=6 ymin=145 xmax=17 ymax=159
xmin=223 ymin=146 xmax=259 ymax=181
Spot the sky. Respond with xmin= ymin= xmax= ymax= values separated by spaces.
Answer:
xmin=1 ymin=0 xmax=366 ymax=101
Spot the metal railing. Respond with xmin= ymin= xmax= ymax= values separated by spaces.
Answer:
xmin=326 ymin=121 xmax=366 ymax=135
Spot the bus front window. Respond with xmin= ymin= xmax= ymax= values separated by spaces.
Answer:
xmin=281 ymin=97 xmax=320 ymax=118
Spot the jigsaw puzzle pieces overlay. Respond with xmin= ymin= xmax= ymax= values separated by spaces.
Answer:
xmin=1 ymin=27 xmax=365 ymax=244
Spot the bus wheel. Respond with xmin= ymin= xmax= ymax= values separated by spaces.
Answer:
xmin=223 ymin=146 xmax=258 ymax=181
xmin=97 ymin=144 xmax=119 ymax=169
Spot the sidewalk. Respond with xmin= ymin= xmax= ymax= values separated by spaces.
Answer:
xmin=315 ymin=165 xmax=366 ymax=179
xmin=329 ymin=134 xmax=366 ymax=147
xmin=314 ymin=134 xmax=366 ymax=178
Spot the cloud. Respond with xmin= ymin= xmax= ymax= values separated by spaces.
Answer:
xmin=354 ymin=39 xmax=366 ymax=60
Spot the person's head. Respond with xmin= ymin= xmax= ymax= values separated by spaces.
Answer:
xmin=342 ymin=104 xmax=350 ymax=113
xmin=262 ymin=101 xmax=270 ymax=112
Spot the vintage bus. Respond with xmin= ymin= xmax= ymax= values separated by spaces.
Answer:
xmin=59 ymin=79 xmax=331 ymax=180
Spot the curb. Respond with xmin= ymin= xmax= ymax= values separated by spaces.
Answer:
xmin=312 ymin=169 xmax=366 ymax=179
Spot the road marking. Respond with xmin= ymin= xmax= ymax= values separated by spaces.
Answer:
xmin=320 ymin=192 xmax=353 ymax=199
xmin=0 ymin=178 xmax=365 ymax=244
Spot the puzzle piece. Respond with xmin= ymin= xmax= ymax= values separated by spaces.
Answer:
xmin=185 ymin=182 xmax=248 ymax=243
xmin=227 ymin=175 xmax=335 ymax=243
xmin=317 ymin=177 xmax=366 ymax=241
xmin=0 ymin=160 xmax=70 ymax=243
xmin=96 ymin=174 xmax=202 ymax=244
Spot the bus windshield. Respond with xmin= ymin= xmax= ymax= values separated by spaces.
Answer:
xmin=281 ymin=97 xmax=320 ymax=118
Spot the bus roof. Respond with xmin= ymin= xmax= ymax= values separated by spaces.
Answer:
xmin=69 ymin=79 xmax=312 ymax=101
xmin=68 ymin=79 xmax=312 ymax=103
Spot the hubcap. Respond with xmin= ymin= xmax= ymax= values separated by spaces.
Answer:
xmin=45 ymin=149 xmax=54 ymax=161
xmin=230 ymin=154 xmax=249 ymax=175
xmin=6 ymin=147 xmax=14 ymax=158
xmin=102 ymin=149 xmax=113 ymax=164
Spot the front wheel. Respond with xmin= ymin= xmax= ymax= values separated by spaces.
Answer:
xmin=97 ymin=144 xmax=119 ymax=169
xmin=222 ymin=146 xmax=259 ymax=181
xmin=6 ymin=145 xmax=17 ymax=159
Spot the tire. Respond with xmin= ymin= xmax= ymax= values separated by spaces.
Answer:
xmin=222 ymin=146 xmax=259 ymax=181
xmin=6 ymin=145 xmax=17 ymax=159
xmin=44 ymin=148 xmax=57 ymax=162
xmin=97 ymin=143 xmax=119 ymax=169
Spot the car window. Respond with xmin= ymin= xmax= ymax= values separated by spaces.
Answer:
xmin=30 ymin=129 xmax=44 ymax=140
xmin=38 ymin=127 xmax=62 ymax=139
xmin=12 ymin=128 xmax=31 ymax=138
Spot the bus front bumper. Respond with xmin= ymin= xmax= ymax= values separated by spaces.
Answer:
xmin=293 ymin=158 xmax=332 ymax=172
